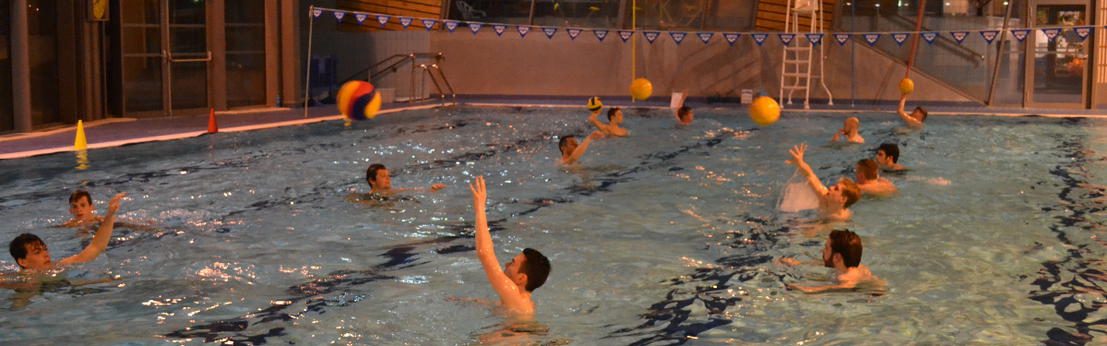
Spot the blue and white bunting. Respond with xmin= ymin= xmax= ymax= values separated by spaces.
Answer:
xmin=376 ymin=15 xmax=390 ymax=27
xmin=979 ymin=30 xmax=999 ymax=44
xmin=1041 ymin=28 xmax=1061 ymax=42
xmin=1074 ymin=26 xmax=1093 ymax=41
xmin=697 ymin=32 xmax=714 ymax=44
xmin=921 ymin=31 xmax=938 ymax=44
xmin=863 ymin=33 xmax=880 ymax=46
xmin=777 ymin=33 xmax=795 ymax=46
xmin=752 ymin=33 xmax=768 ymax=46
xmin=834 ymin=33 xmax=851 ymax=46
xmin=643 ymin=31 xmax=660 ymax=44
xmin=443 ymin=20 xmax=459 ymax=33
xmin=805 ymin=33 xmax=823 ymax=46
xmin=333 ymin=10 xmax=345 ymax=22
xmin=354 ymin=13 xmax=368 ymax=25
xmin=723 ymin=33 xmax=741 ymax=46
xmin=892 ymin=33 xmax=909 ymax=46
xmin=422 ymin=19 xmax=437 ymax=31
xmin=468 ymin=22 xmax=482 ymax=35
xmin=311 ymin=8 xmax=323 ymax=19
xmin=593 ymin=29 xmax=609 ymax=41
xmin=617 ymin=30 xmax=634 ymax=42
xmin=517 ymin=25 xmax=531 ymax=38
xmin=669 ymin=32 xmax=687 ymax=45
xmin=567 ymin=28 xmax=582 ymax=40
xmin=542 ymin=27 xmax=558 ymax=39
xmin=399 ymin=16 xmax=413 ymax=29
xmin=1010 ymin=29 xmax=1030 ymax=42
xmin=950 ymin=31 xmax=968 ymax=44
xmin=492 ymin=24 xmax=507 ymax=36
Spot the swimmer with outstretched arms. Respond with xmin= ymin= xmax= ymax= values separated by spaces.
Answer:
xmin=58 ymin=189 xmax=159 ymax=235
xmin=855 ymin=159 xmax=897 ymax=197
xmin=785 ymin=143 xmax=861 ymax=221
xmin=779 ymin=229 xmax=884 ymax=293
xmin=469 ymin=176 xmax=551 ymax=317
xmin=558 ymin=131 xmax=605 ymax=165
xmin=347 ymin=164 xmax=445 ymax=204
xmin=589 ymin=107 xmax=629 ymax=137
xmin=830 ymin=117 xmax=864 ymax=144
xmin=897 ymin=94 xmax=928 ymax=129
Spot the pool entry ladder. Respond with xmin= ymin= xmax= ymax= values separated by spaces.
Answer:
xmin=778 ymin=0 xmax=833 ymax=109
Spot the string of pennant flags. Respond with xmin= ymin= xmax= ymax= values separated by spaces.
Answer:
xmin=313 ymin=6 xmax=1097 ymax=47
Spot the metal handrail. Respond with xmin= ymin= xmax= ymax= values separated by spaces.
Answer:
xmin=340 ymin=52 xmax=444 ymax=85
xmin=418 ymin=63 xmax=456 ymax=103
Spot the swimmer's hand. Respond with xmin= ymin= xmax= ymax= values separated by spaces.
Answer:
xmin=430 ymin=184 xmax=447 ymax=191
xmin=785 ymin=143 xmax=808 ymax=166
xmin=107 ymin=192 xmax=126 ymax=215
xmin=587 ymin=130 xmax=605 ymax=141
xmin=777 ymin=258 xmax=805 ymax=266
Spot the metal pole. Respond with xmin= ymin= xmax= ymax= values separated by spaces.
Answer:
xmin=849 ymin=0 xmax=856 ymax=107
xmin=303 ymin=5 xmax=315 ymax=118
xmin=528 ymin=0 xmax=537 ymax=25
xmin=12 ymin=0 xmax=31 ymax=131
xmin=986 ymin=1 xmax=1013 ymax=105
xmin=905 ymin=0 xmax=928 ymax=77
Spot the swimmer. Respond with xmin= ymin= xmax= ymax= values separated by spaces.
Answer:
xmin=780 ymin=229 xmax=884 ymax=293
xmin=589 ymin=107 xmax=629 ymax=137
xmin=897 ymin=94 xmax=927 ymax=128
xmin=855 ymin=159 xmax=897 ymax=197
xmin=364 ymin=163 xmax=446 ymax=195
xmin=61 ymin=190 xmax=101 ymax=227
xmin=12 ymin=193 xmax=126 ymax=273
xmin=874 ymin=143 xmax=907 ymax=172
xmin=469 ymin=176 xmax=551 ymax=317
xmin=830 ymin=117 xmax=864 ymax=144
xmin=785 ymin=143 xmax=861 ymax=221
xmin=673 ymin=92 xmax=693 ymax=125
xmin=559 ymin=131 xmax=605 ymax=165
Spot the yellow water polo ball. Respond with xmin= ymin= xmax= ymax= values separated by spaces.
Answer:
xmin=630 ymin=78 xmax=653 ymax=101
xmin=749 ymin=96 xmax=781 ymax=126
xmin=899 ymin=78 xmax=915 ymax=95
xmin=587 ymin=96 xmax=603 ymax=111
xmin=337 ymin=80 xmax=382 ymax=121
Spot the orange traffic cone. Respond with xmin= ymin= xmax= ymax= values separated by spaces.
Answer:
xmin=207 ymin=108 xmax=218 ymax=134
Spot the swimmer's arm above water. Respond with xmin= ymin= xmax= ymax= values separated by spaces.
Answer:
xmin=587 ymin=109 xmax=610 ymax=133
xmin=563 ymin=131 xmax=605 ymax=165
xmin=470 ymin=177 xmax=528 ymax=309
xmin=785 ymin=144 xmax=829 ymax=196
xmin=897 ymin=95 xmax=923 ymax=128
xmin=60 ymin=193 xmax=125 ymax=266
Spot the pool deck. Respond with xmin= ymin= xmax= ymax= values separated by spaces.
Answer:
xmin=2 ymin=95 xmax=1106 ymax=160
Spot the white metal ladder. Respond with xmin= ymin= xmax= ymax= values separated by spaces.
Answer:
xmin=779 ymin=0 xmax=833 ymax=109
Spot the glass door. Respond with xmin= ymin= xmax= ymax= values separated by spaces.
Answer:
xmin=1026 ymin=1 xmax=1088 ymax=108
xmin=165 ymin=0 xmax=210 ymax=115
xmin=119 ymin=0 xmax=210 ymax=116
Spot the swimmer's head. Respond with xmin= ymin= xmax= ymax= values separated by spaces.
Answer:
xmin=876 ymin=143 xmax=900 ymax=165
xmin=559 ymin=136 xmax=578 ymax=156
xmin=366 ymin=164 xmax=391 ymax=191
xmin=823 ymin=229 xmax=863 ymax=268
xmin=504 ymin=248 xmax=551 ymax=292
xmin=10 ymin=233 xmax=50 ymax=270
xmin=607 ymin=108 xmax=623 ymax=123
xmin=911 ymin=106 xmax=928 ymax=122
xmin=844 ymin=117 xmax=860 ymax=132
xmin=69 ymin=189 xmax=94 ymax=220
xmin=677 ymin=106 xmax=693 ymax=124
xmin=855 ymin=159 xmax=880 ymax=184
xmin=828 ymin=178 xmax=861 ymax=208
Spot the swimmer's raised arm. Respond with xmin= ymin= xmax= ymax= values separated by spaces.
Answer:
xmin=587 ymin=109 xmax=610 ymax=133
xmin=469 ymin=177 xmax=529 ymax=310
xmin=897 ymin=95 xmax=923 ymax=128
xmin=564 ymin=131 xmax=604 ymax=165
xmin=785 ymin=144 xmax=829 ymax=196
xmin=60 ymin=193 xmax=125 ymax=266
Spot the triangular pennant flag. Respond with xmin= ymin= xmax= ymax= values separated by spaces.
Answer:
xmin=333 ymin=10 xmax=345 ymax=22
xmin=643 ymin=31 xmax=660 ymax=44
xmin=517 ymin=25 xmax=531 ymax=38
xmin=1010 ymin=29 xmax=1030 ymax=42
xmin=752 ymin=33 xmax=768 ymax=46
xmin=618 ymin=30 xmax=634 ymax=42
xmin=376 ymin=15 xmax=390 ymax=27
xmin=567 ymin=28 xmax=582 ymax=40
xmin=593 ymin=29 xmax=609 ymax=41
xmin=834 ymin=33 xmax=851 ymax=45
xmin=398 ymin=16 xmax=413 ymax=29
xmin=777 ymin=33 xmax=795 ymax=46
xmin=921 ymin=31 xmax=938 ymax=44
xmin=354 ymin=13 xmax=368 ymax=24
xmin=1041 ymin=28 xmax=1061 ymax=41
xmin=542 ymin=27 xmax=558 ymax=39
xmin=311 ymin=8 xmax=323 ymax=19
xmin=443 ymin=20 xmax=460 ymax=32
xmin=1074 ymin=26 xmax=1093 ymax=41
xmin=669 ymin=31 xmax=687 ymax=45
xmin=723 ymin=33 xmax=741 ymax=46
xmin=950 ymin=31 xmax=968 ymax=44
xmin=468 ymin=22 xmax=483 ymax=35
xmin=422 ymin=19 xmax=437 ymax=31
xmin=863 ymin=33 xmax=881 ymax=46
xmin=493 ymin=24 xmax=507 ymax=36
xmin=805 ymin=33 xmax=823 ymax=46
xmin=892 ymin=33 xmax=909 ymax=46
xmin=979 ymin=30 xmax=999 ymax=44
xmin=697 ymin=32 xmax=714 ymax=44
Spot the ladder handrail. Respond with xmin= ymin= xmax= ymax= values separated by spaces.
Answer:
xmin=339 ymin=52 xmax=445 ymax=85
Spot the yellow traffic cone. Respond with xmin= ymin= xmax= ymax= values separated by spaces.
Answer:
xmin=74 ymin=120 xmax=88 ymax=151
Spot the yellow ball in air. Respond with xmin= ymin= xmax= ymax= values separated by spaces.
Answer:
xmin=899 ymin=78 xmax=915 ymax=95
xmin=749 ymin=96 xmax=781 ymax=126
xmin=629 ymin=78 xmax=653 ymax=101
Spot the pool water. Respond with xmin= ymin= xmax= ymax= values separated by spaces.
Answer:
xmin=0 ymin=106 xmax=1105 ymax=344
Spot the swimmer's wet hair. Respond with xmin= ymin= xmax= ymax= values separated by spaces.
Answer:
xmin=558 ymin=135 xmax=575 ymax=155
xmin=10 ymin=233 xmax=44 ymax=267
xmin=913 ymin=106 xmax=928 ymax=122
xmin=366 ymin=164 xmax=387 ymax=188
xmin=678 ymin=106 xmax=692 ymax=118
xmin=829 ymin=229 xmax=863 ymax=268
xmin=521 ymin=248 xmax=551 ymax=291
xmin=878 ymin=143 xmax=900 ymax=163
xmin=70 ymin=189 xmax=92 ymax=205
xmin=856 ymin=159 xmax=880 ymax=183
xmin=606 ymin=107 xmax=622 ymax=122
xmin=840 ymin=178 xmax=861 ymax=208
